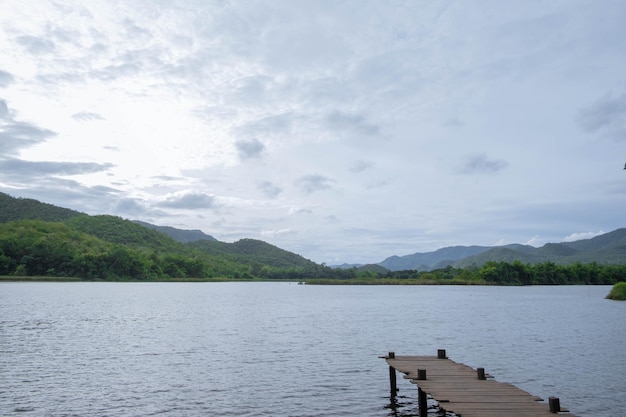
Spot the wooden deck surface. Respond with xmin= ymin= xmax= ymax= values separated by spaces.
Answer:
xmin=386 ymin=354 xmax=579 ymax=417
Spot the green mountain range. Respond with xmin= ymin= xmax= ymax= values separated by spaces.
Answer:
xmin=377 ymin=230 xmax=626 ymax=271
xmin=1 ymin=191 xmax=625 ymax=281
xmin=0 ymin=192 xmax=323 ymax=280
xmin=133 ymin=220 xmax=217 ymax=243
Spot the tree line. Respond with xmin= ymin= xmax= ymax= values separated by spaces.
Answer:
xmin=388 ymin=261 xmax=624 ymax=285
xmin=0 ymin=220 xmax=326 ymax=280
xmin=1 ymin=219 xmax=624 ymax=284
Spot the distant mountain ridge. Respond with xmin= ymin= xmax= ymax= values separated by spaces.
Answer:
xmin=0 ymin=192 xmax=83 ymax=222
xmin=378 ymin=245 xmax=494 ymax=271
xmin=0 ymin=191 xmax=320 ymax=279
xmin=2 ymin=191 xmax=625 ymax=271
xmin=0 ymin=192 xmax=217 ymax=244
xmin=377 ymin=229 xmax=626 ymax=271
xmin=133 ymin=221 xmax=217 ymax=242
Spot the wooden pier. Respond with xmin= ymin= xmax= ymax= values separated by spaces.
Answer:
xmin=383 ymin=350 xmax=579 ymax=417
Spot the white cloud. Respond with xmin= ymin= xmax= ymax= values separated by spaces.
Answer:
xmin=0 ymin=102 xmax=57 ymax=154
xmin=562 ymin=231 xmax=605 ymax=242
xmin=577 ymin=93 xmax=626 ymax=141
xmin=235 ymin=138 xmax=265 ymax=160
xmin=260 ymin=228 xmax=296 ymax=237
xmin=459 ymin=154 xmax=508 ymax=175
xmin=288 ymin=206 xmax=312 ymax=215
xmin=1 ymin=0 xmax=625 ymax=264
xmin=258 ymin=181 xmax=281 ymax=199
xmin=294 ymin=175 xmax=336 ymax=194
xmin=524 ymin=236 xmax=548 ymax=247
xmin=0 ymin=99 xmax=8 ymax=118
xmin=349 ymin=160 xmax=375 ymax=173
xmin=72 ymin=111 xmax=104 ymax=122
xmin=15 ymin=35 xmax=56 ymax=55
xmin=158 ymin=192 xmax=219 ymax=210
xmin=0 ymin=70 xmax=14 ymax=86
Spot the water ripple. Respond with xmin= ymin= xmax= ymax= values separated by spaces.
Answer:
xmin=1 ymin=283 xmax=623 ymax=417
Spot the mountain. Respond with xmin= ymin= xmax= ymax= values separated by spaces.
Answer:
xmin=453 ymin=229 xmax=626 ymax=268
xmin=133 ymin=220 xmax=217 ymax=243
xmin=188 ymin=238 xmax=318 ymax=270
xmin=0 ymin=191 xmax=322 ymax=279
xmin=379 ymin=245 xmax=494 ymax=271
xmin=0 ymin=192 xmax=216 ymax=244
xmin=380 ymin=230 xmax=626 ymax=271
xmin=332 ymin=263 xmax=364 ymax=269
xmin=65 ymin=215 xmax=187 ymax=253
xmin=0 ymin=192 xmax=82 ymax=222
xmin=356 ymin=264 xmax=389 ymax=274
xmin=2 ymin=191 xmax=625 ymax=277
xmin=561 ymin=228 xmax=626 ymax=252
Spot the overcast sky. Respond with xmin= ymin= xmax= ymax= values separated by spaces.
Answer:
xmin=1 ymin=1 xmax=625 ymax=264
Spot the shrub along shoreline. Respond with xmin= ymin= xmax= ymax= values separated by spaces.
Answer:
xmin=2 ymin=258 xmax=625 ymax=287
xmin=606 ymin=282 xmax=626 ymax=300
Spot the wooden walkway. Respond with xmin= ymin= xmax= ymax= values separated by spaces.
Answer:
xmin=384 ymin=350 xmax=579 ymax=417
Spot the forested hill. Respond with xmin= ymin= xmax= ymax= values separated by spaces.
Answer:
xmin=452 ymin=229 xmax=626 ymax=269
xmin=189 ymin=239 xmax=319 ymax=270
xmin=0 ymin=192 xmax=218 ymax=244
xmin=133 ymin=221 xmax=217 ymax=243
xmin=0 ymin=192 xmax=327 ymax=280
xmin=377 ymin=230 xmax=626 ymax=271
xmin=0 ymin=192 xmax=83 ymax=222
xmin=1 ymin=191 xmax=625 ymax=283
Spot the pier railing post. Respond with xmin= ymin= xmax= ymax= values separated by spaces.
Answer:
xmin=389 ymin=366 xmax=397 ymax=397
xmin=549 ymin=397 xmax=561 ymax=413
xmin=388 ymin=352 xmax=397 ymax=398
xmin=418 ymin=387 xmax=428 ymax=417
xmin=437 ymin=349 xmax=446 ymax=359
xmin=477 ymin=367 xmax=486 ymax=380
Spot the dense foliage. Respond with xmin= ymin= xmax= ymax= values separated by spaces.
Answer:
xmin=1 ymin=218 xmax=624 ymax=283
xmin=0 ymin=192 xmax=82 ymax=222
xmin=0 ymin=220 xmax=216 ymax=279
xmin=606 ymin=282 xmax=626 ymax=300
xmin=1 ymin=191 xmax=624 ymax=284
xmin=66 ymin=215 xmax=185 ymax=252
xmin=0 ymin=219 xmax=331 ymax=280
xmin=403 ymin=261 xmax=624 ymax=285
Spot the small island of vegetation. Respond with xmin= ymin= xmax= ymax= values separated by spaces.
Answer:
xmin=606 ymin=282 xmax=626 ymax=300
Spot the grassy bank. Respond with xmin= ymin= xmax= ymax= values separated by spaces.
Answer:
xmin=0 ymin=276 xmax=486 ymax=285
xmin=0 ymin=275 xmax=83 ymax=282
xmin=0 ymin=275 xmax=301 ymax=283
xmin=606 ymin=282 xmax=626 ymax=300
xmin=304 ymin=278 xmax=488 ymax=285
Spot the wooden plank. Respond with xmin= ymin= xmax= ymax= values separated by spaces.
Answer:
xmin=385 ymin=354 xmax=579 ymax=417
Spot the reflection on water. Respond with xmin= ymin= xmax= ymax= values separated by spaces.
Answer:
xmin=385 ymin=394 xmax=452 ymax=417
xmin=0 ymin=283 xmax=624 ymax=417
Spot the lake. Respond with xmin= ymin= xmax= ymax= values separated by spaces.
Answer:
xmin=0 ymin=282 xmax=624 ymax=417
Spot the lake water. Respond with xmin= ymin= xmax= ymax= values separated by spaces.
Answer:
xmin=0 ymin=282 xmax=624 ymax=417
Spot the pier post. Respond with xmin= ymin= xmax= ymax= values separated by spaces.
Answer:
xmin=477 ymin=367 xmax=486 ymax=380
xmin=417 ymin=369 xmax=427 ymax=380
xmin=549 ymin=397 xmax=561 ymax=413
xmin=389 ymin=366 xmax=397 ymax=397
xmin=437 ymin=349 xmax=446 ymax=359
xmin=388 ymin=352 xmax=397 ymax=397
xmin=418 ymin=387 xmax=428 ymax=417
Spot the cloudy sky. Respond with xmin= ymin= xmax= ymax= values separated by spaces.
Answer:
xmin=1 ymin=1 xmax=625 ymax=264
